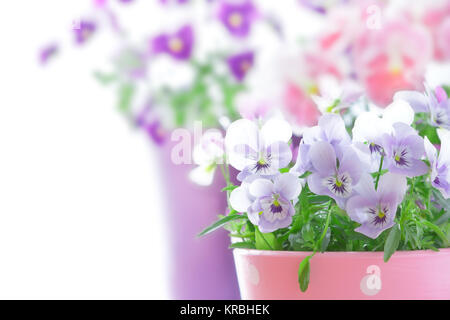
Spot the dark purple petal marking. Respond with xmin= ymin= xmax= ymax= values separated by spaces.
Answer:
xmin=324 ymin=172 xmax=352 ymax=197
xmin=393 ymin=147 xmax=410 ymax=167
xmin=252 ymin=154 xmax=272 ymax=173
xmin=368 ymin=206 xmax=389 ymax=226
xmin=369 ymin=142 xmax=384 ymax=156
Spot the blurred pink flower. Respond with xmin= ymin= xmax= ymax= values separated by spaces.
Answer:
xmin=354 ymin=20 xmax=432 ymax=107
xmin=423 ymin=2 xmax=450 ymax=61
xmin=283 ymin=83 xmax=321 ymax=127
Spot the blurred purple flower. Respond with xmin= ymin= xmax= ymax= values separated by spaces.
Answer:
xmin=39 ymin=44 xmax=59 ymax=65
xmin=227 ymin=51 xmax=254 ymax=81
xmin=218 ymin=0 xmax=257 ymax=37
xmin=347 ymin=173 xmax=407 ymax=239
xmin=395 ymin=85 xmax=450 ymax=129
xmin=307 ymin=141 xmax=363 ymax=208
xmin=151 ymin=25 xmax=194 ymax=61
xmin=424 ymin=129 xmax=450 ymax=199
xmin=136 ymin=105 xmax=167 ymax=145
xmin=73 ymin=20 xmax=97 ymax=45
xmin=381 ymin=123 xmax=428 ymax=177
xmin=297 ymin=0 xmax=327 ymax=14
xmin=159 ymin=0 xmax=189 ymax=4
xmin=230 ymin=173 xmax=302 ymax=233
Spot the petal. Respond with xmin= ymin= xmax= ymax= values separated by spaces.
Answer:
xmin=319 ymin=114 xmax=351 ymax=145
xmin=353 ymin=173 xmax=377 ymax=199
xmin=346 ymin=195 xmax=377 ymax=224
xmin=225 ymin=119 xmax=259 ymax=170
xmin=249 ymin=179 xmax=274 ymax=198
xmin=307 ymin=173 xmax=330 ymax=197
xmin=394 ymin=91 xmax=429 ymax=113
xmin=267 ymin=142 xmax=292 ymax=169
xmin=383 ymin=99 xmax=415 ymax=126
xmin=355 ymin=221 xmax=395 ymax=239
xmin=338 ymin=146 xmax=363 ymax=183
xmin=424 ymin=136 xmax=437 ymax=165
xmin=274 ymin=173 xmax=302 ymax=200
xmin=188 ymin=165 xmax=216 ymax=186
xmin=437 ymin=128 xmax=450 ymax=165
xmin=392 ymin=122 xmax=418 ymax=141
xmin=230 ymin=186 xmax=253 ymax=213
xmin=260 ymin=118 xmax=292 ymax=146
xmin=308 ymin=141 xmax=337 ymax=175
xmin=377 ymin=173 xmax=407 ymax=205
xmin=402 ymin=134 xmax=425 ymax=158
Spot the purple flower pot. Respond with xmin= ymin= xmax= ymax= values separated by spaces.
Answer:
xmin=156 ymin=139 xmax=240 ymax=299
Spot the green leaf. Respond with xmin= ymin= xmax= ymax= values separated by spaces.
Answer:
xmin=93 ymin=71 xmax=117 ymax=85
xmin=229 ymin=242 xmax=256 ymax=249
xmin=197 ymin=214 xmax=246 ymax=237
xmin=384 ymin=224 xmax=401 ymax=262
xmin=298 ymin=255 xmax=312 ymax=292
xmin=442 ymin=85 xmax=450 ymax=97
xmin=118 ymin=83 xmax=135 ymax=112
xmin=221 ymin=185 xmax=238 ymax=192
xmin=255 ymin=228 xmax=281 ymax=250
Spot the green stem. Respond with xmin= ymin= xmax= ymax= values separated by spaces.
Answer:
xmin=315 ymin=202 xmax=332 ymax=251
xmin=375 ymin=155 xmax=385 ymax=190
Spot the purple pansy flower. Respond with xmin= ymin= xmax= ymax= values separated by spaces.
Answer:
xmin=230 ymin=173 xmax=302 ymax=233
xmin=381 ymin=122 xmax=428 ymax=177
xmin=424 ymin=129 xmax=450 ymax=199
xmin=135 ymin=105 xmax=167 ymax=145
xmin=225 ymin=118 xmax=292 ymax=181
xmin=39 ymin=44 xmax=59 ymax=65
xmin=347 ymin=173 xmax=407 ymax=239
xmin=352 ymin=100 xmax=415 ymax=171
xmin=395 ymin=85 xmax=450 ymax=129
xmin=306 ymin=141 xmax=363 ymax=208
xmin=291 ymin=114 xmax=351 ymax=177
xmin=218 ymin=0 xmax=257 ymax=37
xmin=227 ymin=51 xmax=254 ymax=82
xmin=151 ymin=25 xmax=194 ymax=61
xmin=74 ymin=20 xmax=97 ymax=45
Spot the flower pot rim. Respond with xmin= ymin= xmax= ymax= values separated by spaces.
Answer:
xmin=233 ymin=247 xmax=450 ymax=258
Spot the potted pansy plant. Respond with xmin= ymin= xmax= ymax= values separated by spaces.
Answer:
xmin=199 ymin=85 xmax=450 ymax=299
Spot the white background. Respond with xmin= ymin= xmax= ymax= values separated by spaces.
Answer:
xmin=0 ymin=0 xmax=169 ymax=299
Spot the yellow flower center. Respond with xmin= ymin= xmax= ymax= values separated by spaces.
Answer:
xmin=377 ymin=211 xmax=386 ymax=219
xmin=335 ymin=179 xmax=343 ymax=187
xmin=395 ymin=154 xmax=401 ymax=162
xmin=272 ymin=199 xmax=280 ymax=207
xmin=229 ymin=12 xmax=243 ymax=27
xmin=169 ymin=37 xmax=183 ymax=53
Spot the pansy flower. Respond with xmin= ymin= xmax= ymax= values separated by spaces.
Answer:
xmin=311 ymin=76 xmax=363 ymax=114
xmin=39 ymin=44 xmax=59 ymax=65
xmin=307 ymin=141 xmax=363 ymax=208
xmin=225 ymin=118 xmax=292 ymax=181
xmin=381 ymin=123 xmax=428 ymax=177
xmin=74 ymin=20 xmax=97 ymax=45
xmin=151 ymin=25 xmax=194 ymax=61
xmin=230 ymin=173 xmax=302 ymax=233
xmin=395 ymin=85 xmax=450 ymax=129
xmin=352 ymin=99 xmax=415 ymax=171
xmin=218 ymin=0 xmax=257 ymax=37
xmin=424 ymin=129 xmax=450 ymax=199
xmin=227 ymin=51 xmax=254 ymax=82
xmin=347 ymin=173 xmax=407 ymax=239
